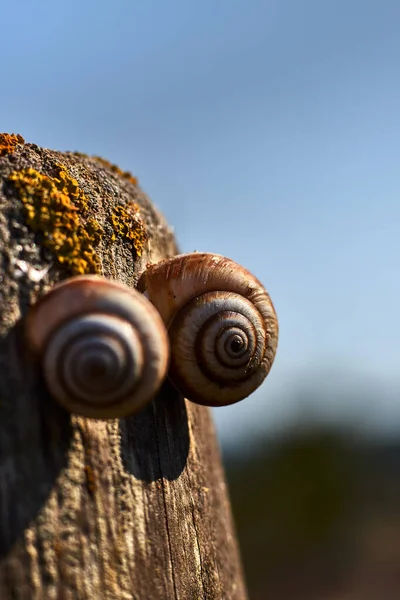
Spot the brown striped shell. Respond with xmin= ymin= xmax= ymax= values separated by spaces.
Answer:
xmin=138 ymin=253 xmax=278 ymax=407
xmin=25 ymin=276 xmax=170 ymax=419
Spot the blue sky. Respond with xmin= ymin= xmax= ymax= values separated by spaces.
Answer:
xmin=2 ymin=0 xmax=400 ymax=449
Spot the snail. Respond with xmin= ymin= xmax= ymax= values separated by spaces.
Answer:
xmin=25 ymin=276 xmax=170 ymax=419
xmin=138 ymin=253 xmax=278 ymax=407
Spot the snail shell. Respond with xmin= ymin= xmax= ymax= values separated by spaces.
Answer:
xmin=138 ymin=253 xmax=278 ymax=407
xmin=25 ymin=276 xmax=170 ymax=419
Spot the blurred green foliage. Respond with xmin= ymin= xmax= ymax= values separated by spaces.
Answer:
xmin=225 ymin=422 xmax=400 ymax=600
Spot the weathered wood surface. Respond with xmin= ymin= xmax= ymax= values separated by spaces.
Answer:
xmin=0 ymin=137 xmax=248 ymax=599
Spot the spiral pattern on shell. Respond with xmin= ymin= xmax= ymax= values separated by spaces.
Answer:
xmin=138 ymin=253 xmax=278 ymax=406
xmin=25 ymin=276 xmax=170 ymax=419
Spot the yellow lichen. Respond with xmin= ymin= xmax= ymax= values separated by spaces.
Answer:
xmin=110 ymin=202 xmax=148 ymax=257
xmin=8 ymin=163 xmax=103 ymax=274
xmin=93 ymin=155 xmax=138 ymax=186
xmin=0 ymin=133 xmax=25 ymax=156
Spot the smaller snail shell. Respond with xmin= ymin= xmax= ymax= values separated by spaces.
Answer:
xmin=25 ymin=276 xmax=170 ymax=419
xmin=138 ymin=253 xmax=278 ymax=407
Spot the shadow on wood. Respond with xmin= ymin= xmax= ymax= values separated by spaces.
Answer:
xmin=121 ymin=381 xmax=189 ymax=483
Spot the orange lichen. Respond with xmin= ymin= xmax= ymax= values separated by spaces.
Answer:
xmin=0 ymin=133 xmax=25 ymax=156
xmin=93 ymin=155 xmax=138 ymax=186
xmin=110 ymin=202 xmax=148 ymax=256
xmin=8 ymin=163 xmax=103 ymax=274
xmin=85 ymin=464 xmax=96 ymax=495
xmin=54 ymin=539 xmax=63 ymax=558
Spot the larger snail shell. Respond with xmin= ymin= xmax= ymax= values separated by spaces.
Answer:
xmin=138 ymin=253 xmax=278 ymax=407
xmin=25 ymin=276 xmax=170 ymax=419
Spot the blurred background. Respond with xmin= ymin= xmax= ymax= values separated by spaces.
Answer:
xmin=2 ymin=1 xmax=400 ymax=597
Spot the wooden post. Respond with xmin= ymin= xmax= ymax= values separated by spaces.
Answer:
xmin=0 ymin=135 xmax=248 ymax=599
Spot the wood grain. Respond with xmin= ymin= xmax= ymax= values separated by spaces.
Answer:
xmin=0 ymin=141 xmax=248 ymax=599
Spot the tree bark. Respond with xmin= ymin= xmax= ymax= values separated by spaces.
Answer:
xmin=0 ymin=137 xmax=248 ymax=599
